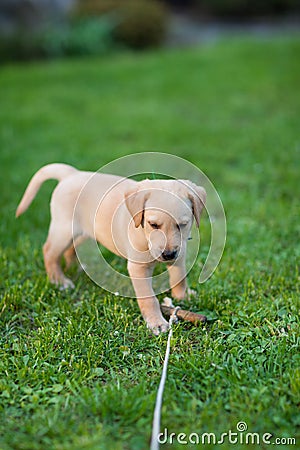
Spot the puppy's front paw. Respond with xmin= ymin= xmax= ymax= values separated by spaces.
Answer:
xmin=58 ymin=277 xmax=75 ymax=290
xmin=147 ymin=318 xmax=169 ymax=336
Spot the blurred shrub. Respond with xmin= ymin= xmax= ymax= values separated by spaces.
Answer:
xmin=115 ymin=0 xmax=168 ymax=49
xmin=195 ymin=0 xmax=300 ymax=17
xmin=0 ymin=17 xmax=116 ymax=62
xmin=41 ymin=17 xmax=116 ymax=57
xmin=0 ymin=31 xmax=44 ymax=62
xmin=0 ymin=0 xmax=168 ymax=62
xmin=75 ymin=0 xmax=168 ymax=49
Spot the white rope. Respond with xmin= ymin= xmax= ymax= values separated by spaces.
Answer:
xmin=150 ymin=306 xmax=180 ymax=450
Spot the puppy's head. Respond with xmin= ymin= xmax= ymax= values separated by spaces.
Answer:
xmin=125 ymin=180 xmax=206 ymax=262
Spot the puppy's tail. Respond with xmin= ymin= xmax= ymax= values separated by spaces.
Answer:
xmin=16 ymin=163 xmax=77 ymax=218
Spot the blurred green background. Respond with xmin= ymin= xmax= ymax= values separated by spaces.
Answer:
xmin=0 ymin=0 xmax=299 ymax=61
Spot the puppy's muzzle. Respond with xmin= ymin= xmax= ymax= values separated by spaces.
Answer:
xmin=161 ymin=249 xmax=178 ymax=261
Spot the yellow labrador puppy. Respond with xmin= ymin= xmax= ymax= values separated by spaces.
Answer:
xmin=16 ymin=164 xmax=206 ymax=334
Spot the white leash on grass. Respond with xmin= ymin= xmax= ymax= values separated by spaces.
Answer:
xmin=150 ymin=299 xmax=180 ymax=450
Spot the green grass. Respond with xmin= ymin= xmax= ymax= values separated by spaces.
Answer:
xmin=0 ymin=36 xmax=300 ymax=449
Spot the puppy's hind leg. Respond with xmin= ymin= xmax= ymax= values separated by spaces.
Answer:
xmin=64 ymin=235 xmax=87 ymax=269
xmin=43 ymin=224 xmax=76 ymax=289
xmin=63 ymin=245 xmax=76 ymax=270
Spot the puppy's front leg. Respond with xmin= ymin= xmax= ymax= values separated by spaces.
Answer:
xmin=127 ymin=261 xmax=169 ymax=335
xmin=167 ymin=260 xmax=187 ymax=300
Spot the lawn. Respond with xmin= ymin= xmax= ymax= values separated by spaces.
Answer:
xmin=0 ymin=35 xmax=299 ymax=450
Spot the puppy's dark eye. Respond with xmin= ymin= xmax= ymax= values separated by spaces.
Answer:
xmin=177 ymin=223 xmax=187 ymax=231
xmin=149 ymin=222 xmax=159 ymax=229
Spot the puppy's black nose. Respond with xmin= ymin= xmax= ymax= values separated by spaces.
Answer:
xmin=162 ymin=249 xmax=178 ymax=261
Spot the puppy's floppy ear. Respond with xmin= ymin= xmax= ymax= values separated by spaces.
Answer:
xmin=124 ymin=189 xmax=150 ymax=228
xmin=185 ymin=182 xmax=206 ymax=227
